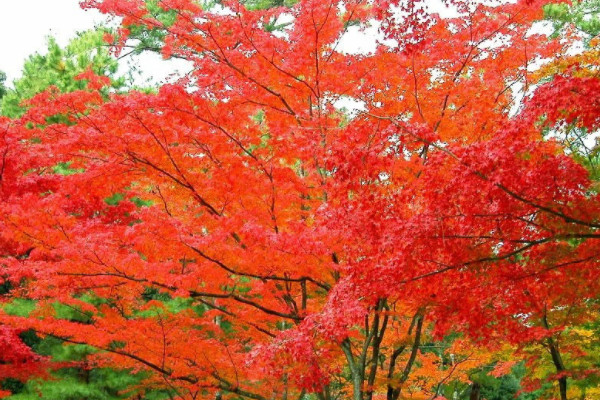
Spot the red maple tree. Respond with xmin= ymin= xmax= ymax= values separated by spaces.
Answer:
xmin=1 ymin=0 xmax=600 ymax=399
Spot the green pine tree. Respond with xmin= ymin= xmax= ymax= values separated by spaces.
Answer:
xmin=0 ymin=29 xmax=124 ymax=118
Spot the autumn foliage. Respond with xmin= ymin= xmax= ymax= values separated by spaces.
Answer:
xmin=1 ymin=0 xmax=600 ymax=399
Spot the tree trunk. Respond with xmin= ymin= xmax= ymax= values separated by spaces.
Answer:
xmin=387 ymin=313 xmax=424 ymax=400
xmin=542 ymin=312 xmax=568 ymax=400
xmin=469 ymin=382 xmax=481 ymax=400
xmin=342 ymin=338 xmax=363 ymax=400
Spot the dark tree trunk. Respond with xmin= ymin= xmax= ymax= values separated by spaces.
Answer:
xmin=469 ymin=382 xmax=481 ymax=400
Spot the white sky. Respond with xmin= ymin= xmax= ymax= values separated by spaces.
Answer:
xmin=0 ymin=1 xmax=104 ymax=84
xmin=0 ymin=0 xmax=191 ymax=87
xmin=0 ymin=0 xmax=454 ymax=88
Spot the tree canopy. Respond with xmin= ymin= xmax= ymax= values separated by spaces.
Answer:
xmin=0 ymin=29 xmax=123 ymax=118
xmin=1 ymin=1 xmax=600 ymax=399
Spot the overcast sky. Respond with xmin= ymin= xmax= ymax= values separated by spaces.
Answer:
xmin=0 ymin=0 xmax=193 ymax=87
xmin=0 ymin=1 xmax=105 ymax=83
xmin=0 ymin=0 xmax=456 ymax=88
